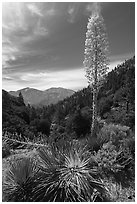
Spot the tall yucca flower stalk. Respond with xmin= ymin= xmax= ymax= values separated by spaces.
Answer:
xmin=33 ymin=142 xmax=109 ymax=202
xmin=3 ymin=158 xmax=38 ymax=202
xmin=83 ymin=7 xmax=109 ymax=138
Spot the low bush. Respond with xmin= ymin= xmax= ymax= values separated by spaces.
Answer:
xmin=2 ymin=136 xmax=11 ymax=158
xmin=3 ymin=157 xmax=38 ymax=202
xmin=98 ymin=95 xmax=113 ymax=117
xmin=2 ymin=145 xmax=10 ymax=158
xmin=96 ymin=123 xmax=131 ymax=149
xmin=103 ymin=179 xmax=135 ymax=202
xmin=105 ymin=109 xmax=135 ymax=129
xmin=95 ymin=142 xmax=133 ymax=186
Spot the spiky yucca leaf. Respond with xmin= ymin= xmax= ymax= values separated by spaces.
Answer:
xmin=33 ymin=143 xmax=109 ymax=202
xmin=3 ymin=157 xmax=38 ymax=202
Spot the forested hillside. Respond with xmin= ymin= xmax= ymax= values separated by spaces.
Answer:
xmin=2 ymin=56 xmax=135 ymax=139
xmin=37 ymin=56 xmax=135 ymax=137
xmin=2 ymin=90 xmax=30 ymax=135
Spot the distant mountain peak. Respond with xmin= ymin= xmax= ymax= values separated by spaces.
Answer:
xmin=23 ymin=87 xmax=30 ymax=91
xmin=9 ymin=87 xmax=75 ymax=106
xmin=19 ymin=87 xmax=30 ymax=91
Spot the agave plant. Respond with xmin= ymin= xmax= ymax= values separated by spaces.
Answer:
xmin=3 ymin=157 xmax=38 ymax=202
xmin=33 ymin=141 xmax=109 ymax=202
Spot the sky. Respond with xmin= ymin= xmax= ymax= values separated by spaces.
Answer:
xmin=2 ymin=2 xmax=135 ymax=91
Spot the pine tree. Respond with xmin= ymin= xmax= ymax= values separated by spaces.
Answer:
xmin=83 ymin=10 xmax=109 ymax=137
xmin=18 ymin=91 xmax=25 ymax=104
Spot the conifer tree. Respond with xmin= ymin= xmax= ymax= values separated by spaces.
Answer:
xmin=83 ymin=9 xmax=109 ymax=137
xmin=18 ymin=91 xmax=25 ymax=104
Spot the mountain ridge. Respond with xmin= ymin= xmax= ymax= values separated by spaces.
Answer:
xmin=9 ymin=87 xmax=75 ymax=106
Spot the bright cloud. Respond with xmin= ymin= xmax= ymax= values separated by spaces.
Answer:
xmin=3 ymin=68 xmax=87 ymax=91
xmin=2 ymin=2 xmax=50 ymax=69
xmin=27 ymin=4 xmax=43 ymax=17
xmin=2 ymin=56 xmax=134 ymax=91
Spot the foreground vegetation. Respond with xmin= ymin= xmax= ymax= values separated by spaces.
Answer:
xmin=2 ymin=121 xmax=135 ymax=202
xmin=2 ymin=57 xmax=135 ymax=202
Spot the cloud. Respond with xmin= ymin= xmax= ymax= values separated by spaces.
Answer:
xmin=33 ymin=19 xmax=48 ymax=36
xmin=2 ymin=76 xmax=14 ymax=81
xmin=2 ymin=3 xmax=47 ymax=38
xmin=109 ymin=53 xmax=134 ymax=71
xmin=86 ymin=2 xmax=102 ymax=16
xmin=3 ymin=67 xmax=87 ymax=91
xmin=20 ymin=72 xmax=48 ymax=82
xmin=110 ymin=53 xmax=134 ymax=62
xmin=2 ymin=37 xmax=19 ymax=68
xmin=67 ymin=2 xmax=104 ymax=23
xmin=27 ymin=4 xmax=43 ymax=17
xmin=2 ymin=2 xmax=87 ymax=70
xmin=2 ymin=3 xmax=28 ymax=32
xmin=2 ymin=2 xmax=51 ymax=69
xmin=46 ymin=8 xmax=57 ymax=16
xmin=67 ymin=3 xmax=82 ymax=23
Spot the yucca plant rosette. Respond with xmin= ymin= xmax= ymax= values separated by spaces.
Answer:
xmin=3 ymin=157 xmax=39 ymax=202
xmin=33 ymin=142 xmax=109 ymax=202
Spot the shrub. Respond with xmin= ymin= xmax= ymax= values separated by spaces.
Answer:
xmin=96 ymin=123 xmax=130 ymax=149
xmin=103 ymin=179 xmax=135 ymax=202
xmin=2 ymin=145 xmax=10 ymax=158
xmin=37 ymin=119 xmax=50 ymax=136
xmin=105 ymin=109 xmax=135 ymax=129
xmin=2 ymin=135 xmax=11 ymax=158
xmin=95 ymin=142 xmax=133 ymax=186
xmin=3 ymin=157 xmax=38 ymax=202
xmin=33 ymin=142 xmax=110 ymax=202
xmin=66 ymin=110 xmax=91 ymax=138
xmin=96 ymin=142 xmax=119 ymax=175
xmin=98 ymin=95 xmax=113 ymax=117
